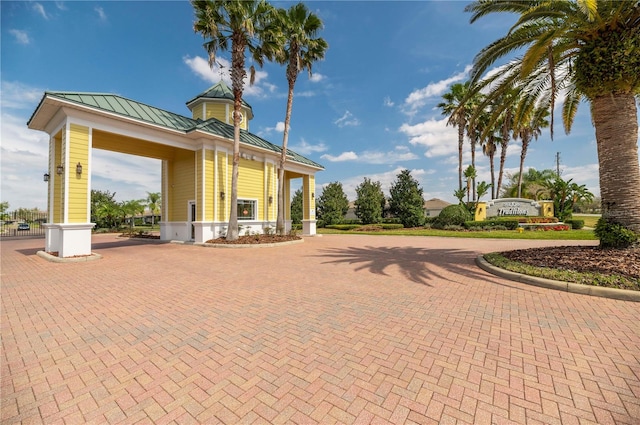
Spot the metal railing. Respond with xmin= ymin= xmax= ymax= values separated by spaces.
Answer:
xmin=0 ymin=211 xmax=47 ymax=238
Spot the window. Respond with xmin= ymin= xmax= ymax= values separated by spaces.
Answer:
xmin=237 ymin=200 xmax=256 ymax=220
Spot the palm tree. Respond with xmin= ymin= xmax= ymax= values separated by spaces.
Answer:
xmin=273 ymin=3 xmax=328 ymax=235
xmin=438 ymin=82 xmax=471 ymax=192
xmin=482 ymin=132 xmax=498 ymax=199
xmin=192 ymin=0 xmax=279 ymax=240
xmin=466 ymin=0 xmax=640 ymax=234
xmin=492 ymin=91 xmax=518 ymax=199
xmin=513 ymin=107 xmax=549 ymax=198
xmin=146 ymin=192 xmax=161 ymax=227
xmin=504 ymin=168 xmax=557 ymax=199
xmin=463 ymin=165 xmax=477 ymax=204
xmin=465 ymin=91 xmax=485 ymax=202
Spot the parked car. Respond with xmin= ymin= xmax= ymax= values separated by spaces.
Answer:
xmin=17 ymin=223 xmax=30 ymax=231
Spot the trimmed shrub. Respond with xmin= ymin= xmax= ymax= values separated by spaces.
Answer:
xmin=432 ymin=205 xmax=471 ymax=229
xmin=326 ymin=224 xmax=361 ymax=231
xmin=465 ymin=219 xmax=519 ymax=230
xmin=594 ymin=218 xmax=638 ymax=248
xmin=564 ymin=219 xmax=585 ymax=229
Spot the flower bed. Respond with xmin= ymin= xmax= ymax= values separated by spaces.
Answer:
xmin=520 ymin=223 xmax=570 ymax=231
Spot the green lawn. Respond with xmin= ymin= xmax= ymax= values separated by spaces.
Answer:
xmin=317 ymin=227 xmax=597 ymax=240
xmin=572 ymin=214 xmax=600 ymax=228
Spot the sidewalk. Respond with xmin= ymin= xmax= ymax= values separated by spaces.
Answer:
xmin=2 ymin=234 xmax=638 ymax=424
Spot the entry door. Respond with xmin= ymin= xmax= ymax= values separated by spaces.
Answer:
xmin=188 ymin=201 xmax=196 ymax=240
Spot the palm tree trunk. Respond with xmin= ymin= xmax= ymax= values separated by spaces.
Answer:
xmin=517 ymin=137 xmax=530 ymax=198
xmin=458 ymin=122 xmax=464 ymax=192
xmin=277 ymin=77 xmax=296 ymax=235
xmin=489 ymin=151 xmax=496 ymax=199
xmin=471 ymin=139 xmax=476 ymax=202
xmin=592 ymin=93 xmax=640 ymax=233
xmin=227 ymin=36 xmax=247 ymax=241
xmin=496 ymin=140 xmax=508 ymax=198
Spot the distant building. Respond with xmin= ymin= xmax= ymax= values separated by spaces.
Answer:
xmin=424 ymin=198 xmax=450 ymax=217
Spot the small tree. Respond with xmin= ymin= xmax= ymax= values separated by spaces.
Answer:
xmin=290 ymin=188 xmax=303 ymax=224
xmin=354 ymin=178 xmax=385 ymax=225
xmin=388 ymin=169 xmax=425 ymax=228
xmin=146 ymin=192 xmax=161 ymax=227
xmin=316 ymin=182 xmax=349 ymax=226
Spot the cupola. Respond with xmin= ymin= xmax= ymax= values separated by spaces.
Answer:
xmin=186 ymin=81 xmax=254 ymax=131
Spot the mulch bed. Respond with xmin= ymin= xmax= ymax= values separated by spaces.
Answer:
xmin=500 ymin=246 xmax=640 ymax=281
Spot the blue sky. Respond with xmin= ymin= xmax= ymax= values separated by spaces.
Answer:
xmin=1 ymin=0 xmax=620 ymax=211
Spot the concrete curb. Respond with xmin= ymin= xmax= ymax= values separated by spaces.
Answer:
xmin=37 ymin=251 xmax=103 ymax=263
xmin=476 ymin=255 xmax=640 ymax=302
xmin=171 ymin=238 xmax=304 ymax=249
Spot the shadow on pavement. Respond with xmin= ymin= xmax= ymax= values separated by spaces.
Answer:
xmin=314 ymin=245 xmax=530 ymax=290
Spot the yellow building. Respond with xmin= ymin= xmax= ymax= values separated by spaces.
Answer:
xmin=28 ymin=82 xmax=323 ymax=257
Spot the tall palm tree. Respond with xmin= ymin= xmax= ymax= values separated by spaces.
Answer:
xmin=192 ymin=0 xmax=279 ymax=241
xmin=482 ymin=132 xmax=498 ymax=199
xmin=438 ymin=82 xmax=471 ymax=192
xmin=273 ymin=3 xmax=328 ymax=235
xmin=146 ymin=191 xmax=161 ymax=227
xmin=513 ymin=107 xmax=549 ymax=198
xmin=465 ymin=91 xmax=485 ymax=202
xmin=466 ymin=0 xmax=640 ymax=234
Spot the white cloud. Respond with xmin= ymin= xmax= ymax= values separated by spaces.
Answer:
xmin=334 ymin=110 xmax=360 ymax=127
xmin=309 ymin=73 xmax=325 ymax=83
xmin=95 ymin=6 xmax=107 ymax=21
xmin=9 ymin=30 xmax=30 ymax=45
xmin=33 ymin=3 xmax=48 ymax=19
xmin=55 ymin=2 xmax=67 ymax=10
xmin=321 ymin=151 xmax=357 ymax=162
xmin=402 ymin=65 xmax=472 ymax=115
xmin=183 ymin=55 xmax=271 ymax=97
xmin=399 ymin=116 xmax=459 ymax=158
xmin=383 ymin=97 xmax=395 ymax=107
xmin=261 ymin=121 xmax=286 ymax=135
xmin=320 ymin=146 xmax=418 ymax=164
xmin=295 ymin=91 xmax=316 ymax=98
xmin=289 ymin=139 xmax=328 ymax=155
xmin=1 ymin=81 xmax=44 ymax=110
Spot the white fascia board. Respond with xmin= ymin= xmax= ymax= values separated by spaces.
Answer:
xmin=62 ymin=108 xmax=196 ymax=151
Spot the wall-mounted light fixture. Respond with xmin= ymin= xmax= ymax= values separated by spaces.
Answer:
xmin=56 ymin=164 xmax=64 ymax=175
xmin=43 ymin=173 xmax=50 ymax=182
xmin=311 ymin=192 xmax=315 ymax=200
xmin=76 ymin=162 xmax=83 ymax=175
xmin=220 ymin=191 xmax=225 ymax=200
xmin=269 ymin=195 xmax=273 ymax=205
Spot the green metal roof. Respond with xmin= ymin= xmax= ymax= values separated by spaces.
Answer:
xmin=185 ymin=81 xmax=252 ymax=111
xmin=30 ymin=91 xmax=323 ymax=169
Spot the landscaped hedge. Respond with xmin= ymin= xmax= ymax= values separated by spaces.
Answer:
xmin=326 ymin=224 xmax=362 ymax=230
xmin=564 ymin=219 xmax=585 ymax=229
xmin=325 ymin=223 xmax=405 ymax=231
xmin=465 ymin=219 xmax=519 ymax=230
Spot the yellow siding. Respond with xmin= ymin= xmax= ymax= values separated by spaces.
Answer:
xmin=204 ymin=150 xmax=215 ymax=221
xmin=68 ymin=124 xmax=90 ymax=223
xmin=168 ymin=150 xmax=195 ymax=221
xmin=52 ymin=132 xmax=63 ymax=223
xmin=93 ymin=129 xmax=176 ymax=160
xmin=204 ymin=102 xmax=226 ymax=121
xmin=237 ymin=158 xmax=263 ymax=220
xmin=264 ymin=163 xmax=275 ymax=221
xmin=217 ymin=153 xmax=228 ymax=221
xmin=192 ymin=104 xmax=203 ymax=121
xmin=195 ymin=150 xmax=203 ymax=221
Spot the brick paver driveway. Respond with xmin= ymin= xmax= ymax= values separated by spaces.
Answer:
xmin=2 ymin=234 xmax=639 ymax=424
